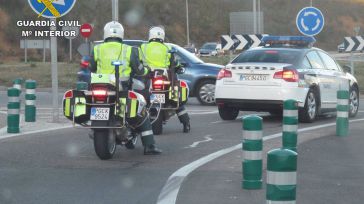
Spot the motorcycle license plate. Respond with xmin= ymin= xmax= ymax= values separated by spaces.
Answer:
xmin=90 ymin=107 xmax=110 ymax=120
xmin=150 ymin=94 xmax=165 ymax=104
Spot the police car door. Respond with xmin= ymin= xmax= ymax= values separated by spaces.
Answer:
xmin=306 ymin=51 xmax=332 ymax=106
xmin=318 ymin=51 xmax=343 ymax=108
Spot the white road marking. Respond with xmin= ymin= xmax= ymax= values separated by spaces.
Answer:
xmin=189 ymin=111 xmax=218 ymax=115
xmin=210 ymin=121 xmax=224 ymax=124
xmin=0 ymin=125 xmax=73 ymax=141
xmin=156 ymin=118 xmax=364 ymax=204
xmin=184 ymin=135 xmax=212 ymax=149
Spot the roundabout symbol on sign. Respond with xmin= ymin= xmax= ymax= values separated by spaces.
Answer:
xmin=296 ymin=7 xmax=324 ymax=36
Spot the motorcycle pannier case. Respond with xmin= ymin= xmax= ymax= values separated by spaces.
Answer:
xmin=63 ymin=90 xmax=89 ymax=124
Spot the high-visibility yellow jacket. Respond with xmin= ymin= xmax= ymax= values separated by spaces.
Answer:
xmin=92 ymin=41 xmax=147 ymax=80
xmin=141 ymin=41 xmax=172 ymax=69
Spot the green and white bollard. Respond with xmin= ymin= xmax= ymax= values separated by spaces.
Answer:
xmin=13 ymin=78 xmax=23 ymax=93
xmin=242 ymin=115 xmax=263 ymax=190
xmin=266 ymin=148 xmax=297 ymax=204
xmin=76 ymin=81 xmax=88 ymax=91
xmin=7 ymin=88 xmax=21 ymax=133
xmin=25 ymin=80 xmax=37 ymax=122
xmin=282 ymin=99 xmax=298 ymax=152
xmin=336 ymin=90 xmax=349 ymax=137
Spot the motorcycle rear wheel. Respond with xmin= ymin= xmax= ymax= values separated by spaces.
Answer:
xmin=93 ymin=129 xmax=116 ymax=160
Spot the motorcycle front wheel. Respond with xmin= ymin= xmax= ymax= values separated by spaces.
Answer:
xmin=93 ymin=129 xmax=116 ymax=160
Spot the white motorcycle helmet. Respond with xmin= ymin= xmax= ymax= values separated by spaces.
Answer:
xmin=148 ymin=26 xmax=165 ymax=42
xmin=103 ymin=21 xmax=124 ymax=40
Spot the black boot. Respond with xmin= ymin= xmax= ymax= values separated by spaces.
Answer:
xmin=144 ymin=144 xmax=162 ymax=155
xmin=183 ymin=121 xmax=190 ymax=133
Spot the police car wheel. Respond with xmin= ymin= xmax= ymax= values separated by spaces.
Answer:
xmin=299 ymin=89 xmax=317 ymax=123
xmin=349 ymin=86 xmax=359 ymax=118
xmin=218 ymin=106 xmax=239 ymax=120
xmin=93 ymin=130 xmax=116 ymax=160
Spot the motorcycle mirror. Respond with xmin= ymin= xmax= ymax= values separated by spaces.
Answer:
xmin=177 ymin=67 xmax=186 ymax=74
xmin=169 ymin=48 xmax=178 ymax=54
xmin=343 ymin=65 xmax=352 ymax=73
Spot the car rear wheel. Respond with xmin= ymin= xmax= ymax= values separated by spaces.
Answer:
xmin=196 ymin=79 xmax=216 ymax=106
xmin=349 ymin=86 xmax=359 ymax=117
xmin=299 ymin=90 xmax=317 ymax=123
xmin=218 ymin=106 xmax=239 ymax=120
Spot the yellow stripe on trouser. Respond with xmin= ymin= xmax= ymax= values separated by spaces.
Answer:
xmin=182 ymin=87 xmax=187 ymax=102
xmin=39 ymin=0 xmax=61 ymax=17
xmin=64 ymin=99 xmax=71 ymax=117
xmin=130 ymin=99 xmax=137 ymax=118
xmin=74 ymin=97 xmax=86 ymax=117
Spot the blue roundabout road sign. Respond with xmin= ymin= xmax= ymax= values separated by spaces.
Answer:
xmin=296 ymin=7 xmax=325 ymax=36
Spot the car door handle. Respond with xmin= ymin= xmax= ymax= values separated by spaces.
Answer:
xmin=306 ymin=73 xmax=317 ymax=77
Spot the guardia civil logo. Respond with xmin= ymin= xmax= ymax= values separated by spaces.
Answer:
xmin=28 ymin=0 xmax=77 ymax=18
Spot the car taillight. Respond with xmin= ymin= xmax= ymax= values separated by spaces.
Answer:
xmin=92 ymin=87 xmax=108 ymax=102
xmin=180 ymin=80 xmax=188 ymax=88
xmin=217 ymin=68 xmax=232 ymax=80
xmin=273 ymin=69 xmax=299 ymax=82
xmin=64 ymin=90 xmax=73 ymax=99
xmin=128 ymin=91 xmax=138 ymax=99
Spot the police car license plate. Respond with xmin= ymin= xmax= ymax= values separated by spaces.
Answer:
xmin=240 ymin=74 xmax=269 ymax=81
xmin=150 ymin=94 xmax=165 ymax=104
xmin=90 ymin=107 xmax=110 ymax=120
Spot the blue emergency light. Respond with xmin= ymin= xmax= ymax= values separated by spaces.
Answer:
xmin=261 ymin=36 xmax=316 ymax=48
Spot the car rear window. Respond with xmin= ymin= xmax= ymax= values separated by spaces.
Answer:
xmin=232 ymin=49 xmax=301 ymax=64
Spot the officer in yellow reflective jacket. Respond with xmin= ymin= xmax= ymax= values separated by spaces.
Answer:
xmin=90 ymin=21 xmax=162 ymax=155
xmin=141 ymin=26 xmax=191 ymax=133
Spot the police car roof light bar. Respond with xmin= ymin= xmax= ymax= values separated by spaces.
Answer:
xmin=261 ymin=36 xmax=316 ymax=48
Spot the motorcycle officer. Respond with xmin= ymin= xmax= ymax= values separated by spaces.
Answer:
xmin=141 ymin=26 xmax=191 ymax=133
xmin=89 ymin=21 xmax=162 ymax=155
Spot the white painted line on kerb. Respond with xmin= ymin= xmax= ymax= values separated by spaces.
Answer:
xmin=156 ymin=118 xmax=364 ymax=204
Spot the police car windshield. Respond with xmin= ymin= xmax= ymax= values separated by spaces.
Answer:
xmin=232 ymin=49 xmax=301 ymax=64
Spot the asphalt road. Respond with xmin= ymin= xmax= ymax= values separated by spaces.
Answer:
xmin=0 ymin=96 xmax=363 ymax=204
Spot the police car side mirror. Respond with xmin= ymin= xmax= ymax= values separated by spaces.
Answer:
xmin=343 ymin=65 xmax=352 ymax=73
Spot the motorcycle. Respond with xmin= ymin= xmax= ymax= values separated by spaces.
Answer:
xmin=63 ymin=61 xmax=148 ymax=160
xmin=147 ymin=51 xmax=189 ymax=135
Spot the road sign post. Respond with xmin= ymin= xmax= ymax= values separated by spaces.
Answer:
xmin=50 ymin=18 xmax=59 ymax=122
xmin=62 ymin=26 xmax=79 ymax=62
xmin=80 ymin=23 xmax=93 ymax=56
xmin=296 ymin=7 xmax=324 ymax=36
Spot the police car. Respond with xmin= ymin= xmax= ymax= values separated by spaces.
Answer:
xmin=215 ymin=36 xmax=360 ymax=122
